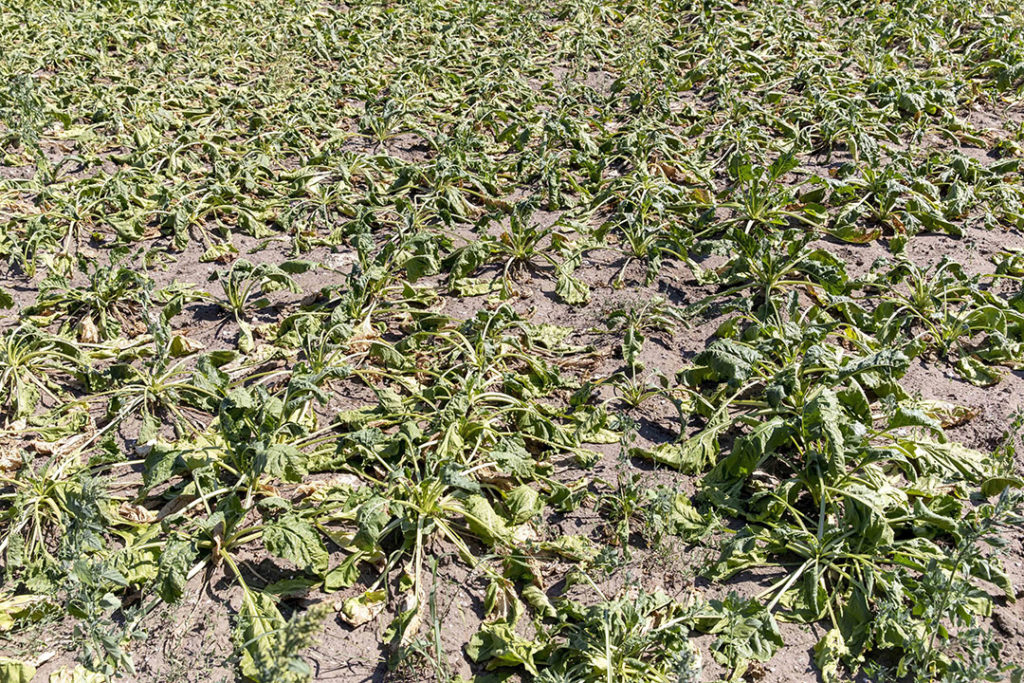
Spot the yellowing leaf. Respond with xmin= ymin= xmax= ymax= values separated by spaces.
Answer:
xmin=0 ymin=658 xmax=34 ymax=683
xmin=77 ymin=316 xmax=99 ymax=343
xmin=118 ymin=502 xmax=157 ymax=524
xmin=48 ymin=665 xmax=104 ymax=683
xmin=339 ymin=589 xmax=386 ymax=627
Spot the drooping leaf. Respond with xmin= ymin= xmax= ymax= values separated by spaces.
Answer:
xmin=142 ymin=441 xmax=184 ymax=489
xmin=324 ymin=553 xmax=363 ymax=592
xmin=954 ymin=356 xmax=1003 ymax=386
xmin=235 ymin=592 xmax=328 ymax=683
xmin=804 ymin=389 xmax=846 ymax=474
xmin=630 ymin=425 xmax=722 ymax=474
xmin=466 ymin=622 xmax=542 ymax=675
xmin=813 ymin=628 xmax=850 ymax=683
xmin=894 ymin=438 xmax=994 ymax=482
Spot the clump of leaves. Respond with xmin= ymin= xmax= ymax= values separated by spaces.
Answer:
xmin=26 ymin=251 xmax=153 ymax=341
xmin=672 ymin=305 xmax=1019 ymax=680
xmin=468 ymin=585 xmax=702 ymax=683
xmin=0 ymin=326 xmax=83 ymax=423
xmin=208 ymin=259 xmax=312 ymax=353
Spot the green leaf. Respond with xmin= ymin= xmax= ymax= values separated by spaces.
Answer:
xmin=462 ymin=495 xmax=511 ymax=546
xmin=696 ymin=592 xmax=784 ymax=670
xmin=505 ymin=485 xmax=543 ymax=525
xmin=324 ymin=553 xmax=363 ymax=592
xmin=142 ymin=441 xmax=183 ymax=489
xmin=155 ymin=536 xmax=197 ymax=603
xmin=256 ymin=443 xmax=308 ymax=483
xmin=353 ymin=496 xmax=391 ymax=552
xmin=263 ymin=515 xmax=329 ymax=574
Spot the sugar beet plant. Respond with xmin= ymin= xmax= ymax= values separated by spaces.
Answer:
xmin=1 ymin=0 xmax=1024 ymax=680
